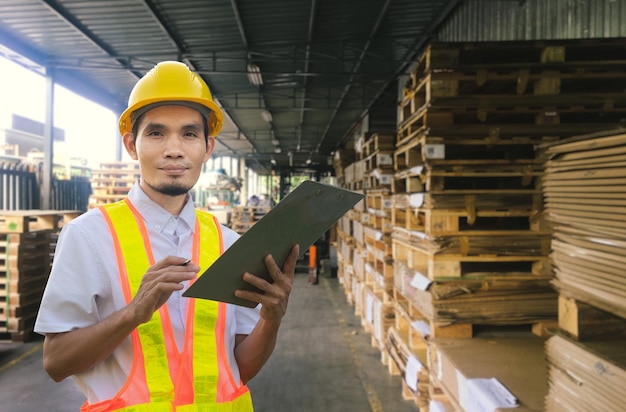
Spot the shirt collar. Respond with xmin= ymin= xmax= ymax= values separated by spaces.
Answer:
xmin=127 ymin=182 xmax=196 ymax=235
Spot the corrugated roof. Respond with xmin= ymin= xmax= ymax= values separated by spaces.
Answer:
xmin=0 ymin=0 xmax=461 ymax=172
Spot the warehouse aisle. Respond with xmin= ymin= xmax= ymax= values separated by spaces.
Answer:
xmin=0 ymin=272 xmax=417 ymax=412
xmin=248 ymin=272 xmax=418 ymax=412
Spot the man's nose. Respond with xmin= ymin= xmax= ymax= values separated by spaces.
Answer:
xmin=164 ymin=136 xmax=185 ymax=157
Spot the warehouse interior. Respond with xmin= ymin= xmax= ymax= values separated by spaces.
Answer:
xmin=1 ymin=1 xmax=626 ymax=411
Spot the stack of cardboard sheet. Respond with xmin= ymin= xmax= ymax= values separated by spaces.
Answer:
xmin=542 ymin=129 xmax=626 ymax=411
xmin=430 ymin=336 xmax=548 ymax=412
xmin=543 ymin=129 xmax=626 ymax=318
xmin=545 ymin=334 xmax=626 ymax=411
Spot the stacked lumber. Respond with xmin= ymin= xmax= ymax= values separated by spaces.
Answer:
xmin=542 ymin=129 xmax=626 ymax=411
xmin=0 ymin=210 xmax=80 ymax=342
xmin=89 ymin=162 xmax=141 ymax=208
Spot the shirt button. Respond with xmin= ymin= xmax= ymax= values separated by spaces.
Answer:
xmin=155 ymin=225 xmax=161 ymax=230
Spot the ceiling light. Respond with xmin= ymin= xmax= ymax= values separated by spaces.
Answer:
xmin=274 ymin=147 xmax=282 ymax=153
xmin=271 ymin=139 xmax=280 ymax=145
xmin=261 ymin=109 xmax=273 ymax=122
xmin=306 ymin=158 xmax=312 ymax=165
xmin=247 ymin=63 xmax=263 ymax=86
xmin=270 ymin=157 xmax=276 ymax=165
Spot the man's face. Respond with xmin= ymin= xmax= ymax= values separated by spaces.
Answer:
xmin=124 ymin=104 xmax=214 ymax=198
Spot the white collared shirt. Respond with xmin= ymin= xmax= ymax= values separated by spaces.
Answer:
xmin=35 ymin=183 xmax=260 ymax=403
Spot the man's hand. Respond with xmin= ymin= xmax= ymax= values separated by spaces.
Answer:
xmin=130 ymin=256 xmax=199 ymax=324
xmin=235 ymin=244 xmax=299 ymax=323
xmin=43 ymin=255 xmax=199 ymax=382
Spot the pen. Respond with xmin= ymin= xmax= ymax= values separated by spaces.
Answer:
xmin=179 ymin=259 xmax=191 ymax=266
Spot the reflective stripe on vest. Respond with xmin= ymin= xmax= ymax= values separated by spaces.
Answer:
xmin=81 ymin=199 xmax=252 ymax=412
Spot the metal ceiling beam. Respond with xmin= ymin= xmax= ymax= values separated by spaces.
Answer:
xmin=143 ymin=0 xmax=184 ymax=52
xmin=314 ymin=0 xmax=393 ymax=153
xmin=297 ymin=0 xmax=319 ymax=154
xmin=46 ymin=61 xmax=401 ymax=79
xmin=45 ymin=47 xmax=410 ymax=68
xmin=228 ymin=0 xmax=269 ymax=155
xmin=40 ymin=0 xmax=142 ymax=78
xmin=229 ymin=0 xmax=249 ymax=49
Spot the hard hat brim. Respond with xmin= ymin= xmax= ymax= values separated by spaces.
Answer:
xmin=119 ymin=97 xmax=224 ymax=137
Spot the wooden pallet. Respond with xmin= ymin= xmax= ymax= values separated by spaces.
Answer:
xmin=230 ymin=206 xmax=270 ymax=234
xmin=394 ymin=278 xmax=557 ymax=338
xmin=398 ymin=122 xmax=621 ymax=149
xmin=88 ymin=162 xmax=140 ymax=207
xmin=392 ymin=231 xmax=551 ymax=257
xmin=412 ymin=38 xmax=626 ymax=79
xmin=401 ymin=70 xmax=626 ymax=122
xmin=88 ymin=194 xmax=127 ymax=209
xmin=0 ymin=210 xmax=80 ymax=233
xmin=557 ymin=295 xmax=626 ymax=341
xmin=393 ymin=133 xmax=552 ymax=171
xmin=393 ymin=240 xmax=550 ymax=279
xmin=392 ymin=191 xmax=543 ymax=211
xmin=363 ymin=169 xmax=393 ymax=191
xmin=398 ymin=102 xmax=626 ymax=146
xmin=391 ymin=206 xmax=546 ymax=236
xmin=358 ymin=132 xmax=396 ymax=159
xmin=0 ymin=229 xmax=56 ymax=342
xmin=362 ymin=150 xmax=393 ymax=170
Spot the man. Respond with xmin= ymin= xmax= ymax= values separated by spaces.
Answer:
xmin=34 ymin=61 xmax=298 ymax=411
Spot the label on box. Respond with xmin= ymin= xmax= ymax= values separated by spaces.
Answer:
xmin=463 ymin=378 xmax=518 ymax=412
xmin=411 ymin=320 xmax=431 ymax=338
xmin=379 ymin=154 xmax=393 ymax=165
xmin=405 ymin=355 xmax=423 ymax=391
xmin=424 ymin=144 xmax=445 ymax=159
xmin=409 ymin=165 xmax=424 ymax=175
xmin=409 ymin=192 xmax=424 ymax=207
xmin=410 ymin=271 xmax=432 ymax=291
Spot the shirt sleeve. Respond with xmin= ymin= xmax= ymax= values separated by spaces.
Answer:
xmin=234 ymin=304 xmax=261 ymax=335
xmin=34 ymin=212 xmax=114 ymax=334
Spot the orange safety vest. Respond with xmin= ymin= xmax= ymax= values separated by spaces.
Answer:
xmin=83 ymin=199 xmax=253 ymax=412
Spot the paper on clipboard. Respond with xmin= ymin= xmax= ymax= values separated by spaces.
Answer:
xmin=182 ymin=180 xmax=364 ymax=307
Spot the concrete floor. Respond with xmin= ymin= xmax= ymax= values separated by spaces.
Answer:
xmin=0 ymin=273 xmax=418 ymax=412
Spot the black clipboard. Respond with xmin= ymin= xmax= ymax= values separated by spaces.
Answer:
xmin=183 ymin=180 xmax=364 ymax=307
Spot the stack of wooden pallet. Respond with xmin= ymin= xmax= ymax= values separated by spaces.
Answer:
xmin=89 ymin=161 xmax=141 ymax=208
xmin=337 ymin=134 xmax=398 ymax=355
xmin=542 ymin=129 xmax=626 ymax=412
xmin=0 ymin=210 xmax=80 ymax=342
xmin=390 ymin=40 xmax=588 ymax=410
xmin=336 ymin=38 xmax=626 ymax=411
xmin=230 ymin=206 xmax=270 ymax=234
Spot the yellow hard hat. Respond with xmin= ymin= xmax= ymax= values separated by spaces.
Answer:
xmin=118 ymin=61 xmax=223 ymax=137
